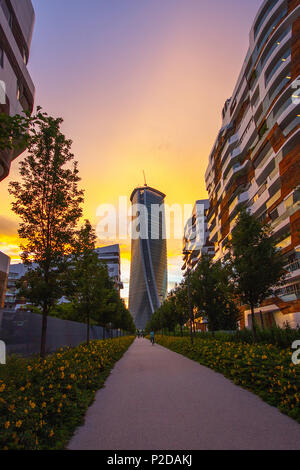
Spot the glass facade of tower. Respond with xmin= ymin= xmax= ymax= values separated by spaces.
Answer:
xmin=129 ymin=186 xmax=168 ymax=330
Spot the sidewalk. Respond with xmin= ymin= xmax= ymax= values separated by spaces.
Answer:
xmin=68 ymin=338 xmax=300 ymax=450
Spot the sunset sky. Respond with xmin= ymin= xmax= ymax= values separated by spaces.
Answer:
xmin=0 ymin=0 xmax=263 ymax=300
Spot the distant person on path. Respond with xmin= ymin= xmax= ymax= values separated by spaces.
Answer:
xmin=150 ymin=331 xmax=155 ymax=345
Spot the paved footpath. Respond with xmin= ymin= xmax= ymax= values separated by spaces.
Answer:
xmin=68 ymin=338 xmax=300 ymax=450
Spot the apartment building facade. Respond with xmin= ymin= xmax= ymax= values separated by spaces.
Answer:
xmin=0 ymin=0 xmax=35 ymax=181
xmin=95 ymin=244 xmax=124 ymax=292
xmin=182 ymin=200 xmax=214 ymax=271
xmin=205 ymin=0 xmax=300 ymax=328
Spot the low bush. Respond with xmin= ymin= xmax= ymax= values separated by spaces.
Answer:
xmin=155 ymin=335 xmax=300 ymax=423
xmin=158 ymin=324 xmax=300 ymax=349
xmin=0 ymin=336 xmax=134 ymax=450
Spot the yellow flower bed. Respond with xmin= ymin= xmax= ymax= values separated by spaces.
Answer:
xmin=0 ymin=337 xmax=134 ymax=450
xmin=155 ymin=336 xmax=300 ymax=423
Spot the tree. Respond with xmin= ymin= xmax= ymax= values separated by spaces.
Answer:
xmin=170 ymin=284 xmax=189 ymax=336
xmin=146 ymin=309 xmax=163 ymax=333
xmin=66 ymin=220 xmax=110 ymax=344
xmin=67 ymin=221 xmax=136 ymax=340
xmin=9 ymin=112 xmax=84 ymax=357
xmin=117 ymin=301 xmax=136 ymax=333
xmin=226 ymin=207 xmax=286 ymax=340
xmin=190 ymin=255 xmax=239 ymax=333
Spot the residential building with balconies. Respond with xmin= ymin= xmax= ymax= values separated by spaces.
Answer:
xmin=205 ymin=0 xmax=300 ymax=328
xmin=0 ymin=0 xmax=35 ymax=181
xmin=182 ymin=200 xmax=214 ymax=271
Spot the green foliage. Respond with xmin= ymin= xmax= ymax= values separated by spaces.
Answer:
xmin=63 ymin=220 xmax=135 ymax=335
xmin=146 ymin=281 xmax=189 ymax=334
xmin=226 ymin=207 xmax=286 ymax=338
xmin=229 ymin=324 xmax=300 ymax=349
xmin=65 ymin=220 xmax=110 ymax=343
xmin=190 ymin=255 xmax=239 ymax=332
xmin=0 ymin=337 xmax=134 ymax=450
xmin=8 ymin=110 xmax=84 ymax=357
xmin=49 ymin=303 xmax=83 ymax=323
xmin=147 ymin=255 xmax=239 ymax=334
xmin=0 ymin=111 xmax=31 ymax=152
xmin=177 ymin=324 xmax=300 ymax=349
xmin=155 ymin=336 xmax=300 ymax=423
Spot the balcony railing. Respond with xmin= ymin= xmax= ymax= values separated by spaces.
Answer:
xmin=275 ymin=282 xmax=300 ymax=297
xmin=285 ymin=260 xmax=300 ymax=273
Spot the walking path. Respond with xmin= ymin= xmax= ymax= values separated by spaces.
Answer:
xmin=68 ymin=338 xmax=300 ymax=450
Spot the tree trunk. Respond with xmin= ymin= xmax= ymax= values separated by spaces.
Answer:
xmin=180 ymin=324 xmax=183 ymax=337
xmin=250 ymin=303 xmax=257 ymax=342
xmin=259 ymin=310 xmax=265 ymax=329
xmin=40 ymin=306 xmax=48 ymax=359
xmin=87 ymin=312 xmax=90 ymax=345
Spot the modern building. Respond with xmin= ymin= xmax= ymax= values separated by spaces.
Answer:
xmin=129 ymin=185 xmax=168 ymax=330
xmin=182 ymin=199 xmax=214 ymax=271
xmin=4 ymin=247 xmax=124 ymax=308
xmin=4 ymin=262 xmax=28 ymax=308
xmin=0 ymin=0 xmax=35 ymax=181
xmin=95 ymin=244 xmax=124 ymax=291
xmin=0 ymin=251 xmax=9 ymax=308
xmin=205 ymin=0 xmax=300 ymax=328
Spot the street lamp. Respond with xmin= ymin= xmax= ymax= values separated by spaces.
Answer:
xmin=182 ymin=249 xmax=194 ymax=345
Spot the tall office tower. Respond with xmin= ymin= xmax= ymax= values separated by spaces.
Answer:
xmin=0 ymin=0 xmax=35 ymax=181
xmin=205 ymin=0 xmax=300 ymax=328
xmin=129 ymin=185 xmax=168 ymax=330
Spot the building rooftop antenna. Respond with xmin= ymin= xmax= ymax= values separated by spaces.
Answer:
xmin=143 ymin=170 xmax=147 ymax=187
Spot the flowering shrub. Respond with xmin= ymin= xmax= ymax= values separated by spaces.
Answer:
xmin=156 ymin=336 xmax=300 ymax=423
xmin=0 ymin=337 xmax=134 ymax=450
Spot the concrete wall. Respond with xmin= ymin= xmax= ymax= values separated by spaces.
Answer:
xmin=0 ymin=310 xmax=124 ymax=357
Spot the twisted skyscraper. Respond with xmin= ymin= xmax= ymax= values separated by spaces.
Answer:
xmin=129 ymin=185 xmax=168 ymax=330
